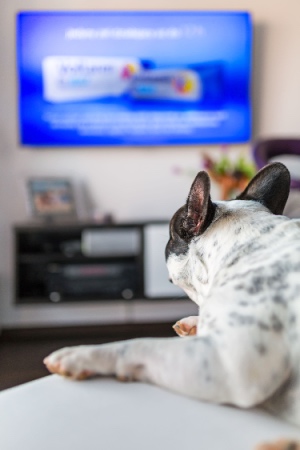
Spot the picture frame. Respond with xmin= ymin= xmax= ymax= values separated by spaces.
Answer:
xmin=27 ymin=178 xmax=77 ymax=219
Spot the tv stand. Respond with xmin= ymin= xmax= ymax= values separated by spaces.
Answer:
xmin=14 ymin=220 xmax=183 ymax=305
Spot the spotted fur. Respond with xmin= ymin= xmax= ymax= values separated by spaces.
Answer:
xmin=44 ymin=162 xmax=300 ymax=428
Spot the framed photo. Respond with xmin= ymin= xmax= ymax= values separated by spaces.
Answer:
xmin=27 ymin=178 xmax=77 ymax=219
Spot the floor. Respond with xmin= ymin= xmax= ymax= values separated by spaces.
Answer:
xmin=0 ymin=322 xmax=174 ymax=391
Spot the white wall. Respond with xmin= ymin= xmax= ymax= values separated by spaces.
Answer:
xmin=1 ymin=0 xmax=300 ymax=328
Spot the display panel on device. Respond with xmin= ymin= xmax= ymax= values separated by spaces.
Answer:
xmin=17 ymin=11 xmax=252 ymax=146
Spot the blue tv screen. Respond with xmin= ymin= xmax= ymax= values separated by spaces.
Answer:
xmin=17 ymin=11 xmax=252 ymax=146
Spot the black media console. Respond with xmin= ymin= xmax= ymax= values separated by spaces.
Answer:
xmin=14 ymin=221 xmax=181 ymax=304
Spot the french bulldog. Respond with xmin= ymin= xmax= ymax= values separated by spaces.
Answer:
xmin=44 ymin=162 xmax=300 ymax=432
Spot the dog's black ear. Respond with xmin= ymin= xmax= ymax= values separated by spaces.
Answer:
xmin=236 ymin=162 xmax=290 ymax=215
xmin=183 ymin=171 xmax=215 ymax=237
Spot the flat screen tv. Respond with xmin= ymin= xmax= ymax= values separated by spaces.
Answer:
xmin=17 ymin=11 xmax=252 ymax=146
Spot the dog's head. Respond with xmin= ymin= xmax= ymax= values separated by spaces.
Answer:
xmin=165 ymin=162 xmax=290 ymax=298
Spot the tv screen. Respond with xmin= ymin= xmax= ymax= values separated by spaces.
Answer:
xmin=17 ymin=11 xmax=252 ymax=146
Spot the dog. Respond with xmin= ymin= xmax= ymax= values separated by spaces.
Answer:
xmin=44 ymin=162 xmax=300 ymax=436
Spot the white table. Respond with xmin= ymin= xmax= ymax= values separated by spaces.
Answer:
xmin=1 ymin=375 xmax=300 ymax=450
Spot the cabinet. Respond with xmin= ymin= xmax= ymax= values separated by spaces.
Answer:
xmin=14 ymin=221 xmax=182 ymax=304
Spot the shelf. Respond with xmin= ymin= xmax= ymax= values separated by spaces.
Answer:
xmin=14 ymin=222 xmax=145 ymax=304
xmin=14 ymin=220 xmax=178 ymax=306
xmin=18 ymin=254 xmax=139 ymax=264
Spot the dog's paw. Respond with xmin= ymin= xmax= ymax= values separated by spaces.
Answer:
xmin=255 ymin=439 xmax=300 ymax=450
xmin=173 ymin=316 xmax=198 ymax=337
xmin=44 ymin=347 xmax=95 ymax=380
